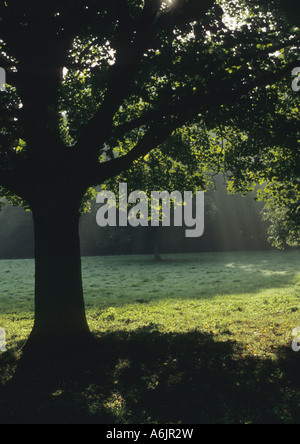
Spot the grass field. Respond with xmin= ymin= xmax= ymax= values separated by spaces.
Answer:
xmin=1 ymin=250 xmax=300 ymax=424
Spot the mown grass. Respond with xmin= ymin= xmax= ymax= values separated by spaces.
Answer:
xmin=83 ymin=251 xmax=300 ymax=360
xmin=0 ymin=250 xmax=300 ymax=424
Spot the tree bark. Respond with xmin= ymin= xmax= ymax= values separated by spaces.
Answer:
xmin=152 ymin=227 xmax=162 ymax=262
xmin=25 ymin=192 xmax=91 ymax=353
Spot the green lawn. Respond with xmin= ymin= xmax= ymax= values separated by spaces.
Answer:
xmin=1 ymin=250 xmax=300 ymax=424
xmin=2 ymin=250 xmax=299 ymax=357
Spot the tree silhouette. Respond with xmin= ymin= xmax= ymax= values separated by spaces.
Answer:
xmin=0 ymin=0 xmax=299 ymax=357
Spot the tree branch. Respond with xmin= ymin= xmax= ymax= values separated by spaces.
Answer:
xmin=75 ymin=1 xmax=163 ymax=162
xmin=111 ymin=61 xmax=296 ymax=141
xmin=0 ymin=167 xmax=22 ymax=195
xmin=86 ymin=61 xmax=296 ymax=187
xmin=87 ymin=119 xmax=181 ymax=186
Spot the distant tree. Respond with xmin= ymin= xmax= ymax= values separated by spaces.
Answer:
xmin=0 ymin=0 xmax=299 ymax=360
xmin=261 ymin=181 xmax=300 ymax=249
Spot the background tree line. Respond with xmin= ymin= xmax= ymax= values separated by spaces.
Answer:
xmin=0 ymin=174 xmax=273 ymax=259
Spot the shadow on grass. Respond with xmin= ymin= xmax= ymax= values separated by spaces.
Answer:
xmin=0 ymin=328 xmax=300 ymax=424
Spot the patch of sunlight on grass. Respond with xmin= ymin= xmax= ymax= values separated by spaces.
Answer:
xmin=83 ymin=250 xmax=300 ymax=360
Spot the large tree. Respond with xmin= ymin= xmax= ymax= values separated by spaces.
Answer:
xmin=0 ymin=0 xmax=299 ymax=354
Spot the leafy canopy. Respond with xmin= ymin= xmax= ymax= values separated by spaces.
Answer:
xmin=0 ymin=0 xmax=299 ymax=244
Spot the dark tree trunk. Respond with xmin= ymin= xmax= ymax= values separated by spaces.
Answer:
xmin=24 ymin=192 xmax=91 ymax=354
xmin=152 ymin=227 xmax=162 ymax=262
xmin=8 ymin=187 xmax=97 ymax=396
xmin=154 ymin=238 xmax=162 ymax=262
